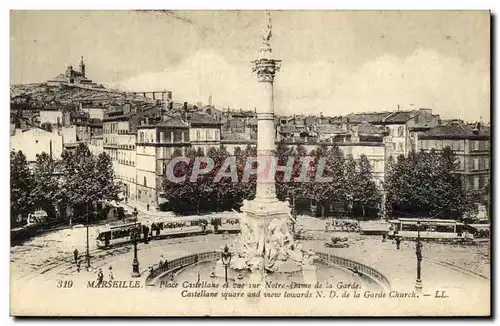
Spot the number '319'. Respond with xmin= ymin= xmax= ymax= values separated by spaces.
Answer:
xmin=57 ymin=280 xmax=73 ymax=288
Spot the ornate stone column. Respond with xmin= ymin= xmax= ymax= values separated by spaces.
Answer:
xmin=251 ymin=16 xmax=281 ymax=200
xmin=229 ymin=12 xmax=316 ymax=281
xmin=252 ymin=21 xmax=281 ymax=203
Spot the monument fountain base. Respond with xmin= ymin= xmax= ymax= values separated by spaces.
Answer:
xmin=218 ymin=199 xmax=317 ymax=280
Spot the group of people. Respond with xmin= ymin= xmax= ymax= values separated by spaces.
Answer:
xmin=73 ymin=248 xmax=115 ymax=284
xmin=96 ymin=266 xmax=115 ymax=286
xmin=325 ymin=220 xmax=360 ymax=233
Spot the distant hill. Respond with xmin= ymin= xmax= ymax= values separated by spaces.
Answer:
xmin=10 ymin=83 xmax=155 ymax=109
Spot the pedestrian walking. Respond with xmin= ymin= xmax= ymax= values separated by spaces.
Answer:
xmin=73 ymin=248 xmax=79 ymax=264
xmin=76 ymin=260 xmax=81 ymax=273
xmin=97 ymin=268 xmax=104 ymax=287
xmin=159 ymin=255 xmax=165 ymax=267
xmin=382 ymin=233 xmax=387 ymax=242
xmin=108 ymin=266 xmax=114 ymax=281
xmin=146 ymin=203 xmax=150 ymax=211
xmin=143 ymin=225 xmax=150 ymax=244
xmin=395 ymin=236 xmax=401 ymax=250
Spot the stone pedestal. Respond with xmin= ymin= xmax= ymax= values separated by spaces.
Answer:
xmin=415 ymin=279 xmax=423 ymax=294
xmin=227 ymin=11 xmax=315 ymax=279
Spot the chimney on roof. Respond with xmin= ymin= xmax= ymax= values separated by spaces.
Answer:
xmin=473 ymin=122 xmax=480 ymax=134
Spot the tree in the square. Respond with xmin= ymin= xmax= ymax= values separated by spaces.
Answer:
xmin=94 ymin=152 xmax=121 ymax=204
xmin=352 ymin=155 xmax=381 ymax=217
xmin=31 ymin=152 xmax=60 ymax=219
xmin=10 ymin=150 xmax=33 ymax=226
xmin=343 ymin=154 xmax=358 ymax=215
xmin=60 ymin=143 xmax=115 ymax=224
xmin=434 ymin=147 xmax=477 ymax=220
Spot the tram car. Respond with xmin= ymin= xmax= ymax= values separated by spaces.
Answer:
xmin=96 ymin=221 xmax=142 ymax=249
xmin=211 ymin=215 xmax=241 ymax=234
xmin=149 ymin=216 xmax=209 ymax=240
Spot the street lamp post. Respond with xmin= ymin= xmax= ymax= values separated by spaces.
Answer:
xmin=221 ymin=245 xmax=232 ymax=284
xmin=86 ymin=202 xmax=91 ymax=270
xmin=415 ymin=221 xmax=423 ymax=293
xmin=131 ymin=208 xmax=141 ymax=277
xmin=133 ymin=207 xmax=138 ymax=222
xmin=286 ymin=195 xmax=296 ymax=237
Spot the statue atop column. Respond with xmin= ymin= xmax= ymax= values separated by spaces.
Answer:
xmin=253 ymin=11 xmax=281 ymax=82
xmin=262 ymin=11 xmax=273 ymax=47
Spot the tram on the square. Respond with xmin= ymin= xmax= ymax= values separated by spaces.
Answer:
xmin=95 ymin=214 xmax=241 ymax=249
xmin=96 ymin=221 xmax=142 ymax=249
xmin=388 ymin=218 xmax=466 ymax=240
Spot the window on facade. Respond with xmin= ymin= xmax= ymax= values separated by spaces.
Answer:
xmin=196 ymin=130 xmax=201 ymax=140
xmin=459 ymin=157 xmax=464 ymax=171
xmin=452 ymin=140 xmax=460 ymax=151
xmin=436 ymin=140 xmax=443 ymax=150
xmin=206 ymin=130 xmax=211 ymax=140
xmin=215 ymin=129 xmax=220 ymax=140
xmin=485 ymin=141 xmax=490 ymax=150
xmin=397 ymin=142 xmax=404 ymax=153
xmin=473 ymin=141 xmax=480 ymax=151
xmin=143 ymin=176 xmax=147 ymax=187
xmin=485 ymin=158 xmax=489 ymax=170
xmin=473 ymin=158 xmax=480 ymax=170
xmin=139 ymin=132 xmax=144 ymax=143
xmin=398 ymin=126 xmax=404 ymax=137
xmin=473 ymin=176 xmax=479 ymax=190
xmin=392 ymin=143 xmax=396 ymax=152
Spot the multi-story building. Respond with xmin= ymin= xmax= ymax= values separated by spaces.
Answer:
xmin=39 ymin=108 xmax=63 ymax=125
xmin=187 ymin=111 xmax=222 ymax=153
xmin=88 ymin=135 xmax=103 ymax=156
xmin=381 ymin=109 xmax=440 ymax=158
xmin=419 ymin=120 xmax=490 ymax=204
xmin=103 ymin=106 xmax=137 ymax=201
xmin=10 ymin=128 xmax=63 ymax=162
xmin=80 ymin=102 xmax=106 ymax=120
xmin=221 ymin=132 xmax=256 ymax=155
xmin=136 ymin=115 xmax=190 ymax=209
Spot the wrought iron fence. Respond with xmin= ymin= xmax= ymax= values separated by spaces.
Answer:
xmin=146 ymin=250 xmax=390 ymax=290
xmin=317 ymin=252 xmax=391 ymax=290
xmin=146 ymin=251 xmax=220 ymax=286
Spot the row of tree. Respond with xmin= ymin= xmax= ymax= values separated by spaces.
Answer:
xmin=10 ymin=144 xmax=120 ymax=227
xmin=162 ymin=143 xmax=381 ymax=217
xmin=162 ymin=142 xmax=478 ymax=220
xmin=385 ymin=147 xmax=478 ymax=220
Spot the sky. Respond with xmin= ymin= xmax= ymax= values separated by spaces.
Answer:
xmin=10 ymin=10 xmax=490 ymax=122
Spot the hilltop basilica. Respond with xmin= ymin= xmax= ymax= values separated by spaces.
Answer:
xmin=47 ymin=56 xmax=100 ymax=87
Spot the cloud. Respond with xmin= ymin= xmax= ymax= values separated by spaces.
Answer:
xmin=113 ymin=48 xmax=489 ymax=122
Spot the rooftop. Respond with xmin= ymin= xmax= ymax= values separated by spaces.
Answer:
xmin=383 ymin=111 xmax=416 ymax=123
xmin=357 ymin=123 xmax=386 ymax=135
xmin=346 ymin=111 xmax=391 ymax=124
xmin=186 ymin=111 xmax=221 ymax=125
xmin=420 ymin=121 xmax=490 ymax=140
xmin=316 ymin=124 xmax=348 ymax=134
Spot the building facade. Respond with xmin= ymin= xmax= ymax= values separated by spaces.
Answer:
xmin=10 ymin=128 xmax=63 ymax=162
xmin=419 ymin=121 xmax=490 ymax=204
xmin=136 ymin=116 xmax=190 ymax=209
xmin=39 ymin=109 xmax=63 ymax=125
xmin=88 ymin=135 xmax=103 ymax=156
xmin=187 ymin=112 xmax=222 ymax=153
xmin=103 ymin=108 xmax=137 ymax=201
